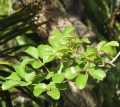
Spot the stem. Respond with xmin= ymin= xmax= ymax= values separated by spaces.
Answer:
xmin=44 ymin=65 xmax=50 ymax=73
xmin=99 ymin=51 xmax=120 ymax=67
xmin=110 ymin=51 xmax=120 ymax=63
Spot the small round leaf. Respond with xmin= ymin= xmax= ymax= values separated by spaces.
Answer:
xmin=52 ymin=73 xmax=64 ymax=83
xmin=32 ymin=61 xmax=43 ymax=68
xmin=33 ymin=83 xmax=47 ymax=97
xmin=75 ymin=74 xmax=88 ymax=89
xmin=47 ymin=88 xmax=60 ymax=100
xmin=90 ymin=67 xmax=106 ymax=80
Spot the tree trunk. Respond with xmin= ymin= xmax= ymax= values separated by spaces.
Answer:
xmin=61 ymin=81 xmax=100 ymax=107
xmin=13 ymin=0 xmax=100 ymax=107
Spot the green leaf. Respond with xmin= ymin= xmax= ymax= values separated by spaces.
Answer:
xmin=33 ymin=83 xmax=47 ymax=97
xmin=86 ymin=46 xmax=97 ymax=52
xmin=81 ymin=38 xmax=91 ymax=43
xmin=52 ymin=73 xmax=64 ymax=83
xmin=52 ymin=29 xmax=62 ymax=40
xmin=6 ymin=72 xmax=21 ymax=81
xmin=56 ymin=62 xmax=68 ymax=74
xmin=19 ymin=81 xmax=32 ymax=86
xmin=2 ymin=80 xmax=19 ymax=90
xmin=47 ymin=88 xmax=60 ymax=100
xmin=101 ymin=46 xmax=117 ymax=56
xmin=21 ymin=59 xmax=34 ymax=66
xmin=104 ymin=41 xmax=119 ymax=47
xmin=32 ymin=61 xmax=43 ymax=68
xmin=55 ymin=83 xmax=67 ymax=90
xmin=84 ymin=61 xmax=90 ymax=69
xmin=70 ymin=67 xmax=76 ymax=74
xmin=25 ymin=47 xmax=39 ymax=59
xmin=81 ymin=51 xmax=94 ymax=58
xmin=90 ymin=67 xmax=106 ymax=80
xmin=75 ymin=58 xmax=83 ymax=64
xmin=47 ymin=82 xmax=55 ymax=89
xmin=63 ymin=26 xmax=74 ymax=36
xmin=75 ymin=74 xmax=88 ymax=89
xmin=90 ymin=56 xmax=104 ymax=63
xmin=38 ymin=45 xmax=54 ymax=59
xmin=60 ymin=38 xmax=69 ymax=45
xmin=14 ymin=65 xmax=26 ymax=78
xmin=54 ymin=45 xmax=69 ymax=53
xmin=97 ymin=41 xmax=107 ymax=51
xmin=45 ymin=72 xmax=54 ymax=79
xmin=43 ymin=55 xmax=56 ymax=63
xmin=71 ymin=65 xmax=83 ymax=73
xmin=49 ymin=36 xmax=61 ymax=48
xmin=65 ymin=68 xmax=77 ymax=80
xmin=25 ymin=70 xmax=35 ymax=82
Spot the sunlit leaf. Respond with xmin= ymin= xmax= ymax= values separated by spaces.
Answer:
xmin=101 ymin=46 xmax=117 ymax=56
xmin=97 ymin=41 xmax=107 ymax=51
xmin=6 ymin=72 xmax=21 ymax=81
xmin=52 ymin=73 xmax=64 ymax=83
xmin=75 ymin=74 xmax=88 ymax=89
xmin=104 ymin=41 xmax=119 ymax=47
xmin=71 ymin=65 xmax=82 ymax=73
xmin=65 ymin=68 xmax=77 ymax=80
xmin=47 ymin=88 xmax=60 ymax=100
xmin=86 ymin=46 xmax=97 ymax=52
xmin=56 ymin=62 xmax=68 ymax=74
xmin=38 ymin=45 xmax=54 ymax=59
xmin=70 ymin=67 xmax=76 ymax=74
xmin=25 ymin=70 xmax=35 ymax=82
xmin=21 ymin=59 xmax=34 ymax=66
xmin=32 ymin=61 xmax=43 ymax=68
xmin=14 ymin=65 xmax=26 ymax=78
xmin=33 ymin=83 xmax=47 ymax=97
xmin=19 ymin=81 xmax=32 ymax=86
xmin=90 ymin=56 xmax=104 ymax=63
xmin=61 ymin=38 xmax=69 ymax=45
xmin=25 ymin=47 xmax=39 ymax=59
xmin=2 ymin=80 xmax=19 ymax=90
xmin=63 ymin=26 xmax=74 ymax=36
xmin=90 ymin=67 xmax=106 ymax=80
xmin=49 ymin=36 xmax=61 ymax=48
xmin=84 ymin=61 xmax=90 ymax=69
xmin=81 ymin=51 xmax=93 ymax=57
xmin=81 ymin=38 xmax=91 ymax=43
xmin=52 ymin=29 xmax=62 ymax=40
xmin=54 ymin=45 xmax=69 ymax=53
xmin=47 ymin=82 xmax=55 ymax=89
xmin=45 ymin=72 xmax=54 ymax=79
xmin=43 ymin=55 xmax=56 ymax=63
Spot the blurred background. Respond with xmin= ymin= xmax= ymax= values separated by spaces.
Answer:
xmin=0 ymin=0 xmax=120 ymax=107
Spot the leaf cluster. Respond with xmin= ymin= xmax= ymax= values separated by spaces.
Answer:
xmin=2 ymin=26 xmax=119 ymax=100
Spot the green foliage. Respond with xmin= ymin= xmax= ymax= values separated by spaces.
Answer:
xmin=2 ymin=26 xmax=119 ymax=100
xmin=75 ymin=74 xmax=88 ymax=89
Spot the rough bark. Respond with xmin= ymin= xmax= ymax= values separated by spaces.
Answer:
xmin=61 ymin=81 xmax=100 ymax=107
xmin=13 ymin=0 xmax=100 ymax=107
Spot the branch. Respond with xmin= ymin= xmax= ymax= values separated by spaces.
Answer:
xmin=99 ymin=51 xmax=120 ymax=67
xmin=110 ymin=51 xmax=120 ymax=63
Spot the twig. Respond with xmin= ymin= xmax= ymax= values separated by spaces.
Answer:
xmin=99 ymin=51 xmax=120 ymax=67
xmin=110 ymin=51 xmax=120 ymax=63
